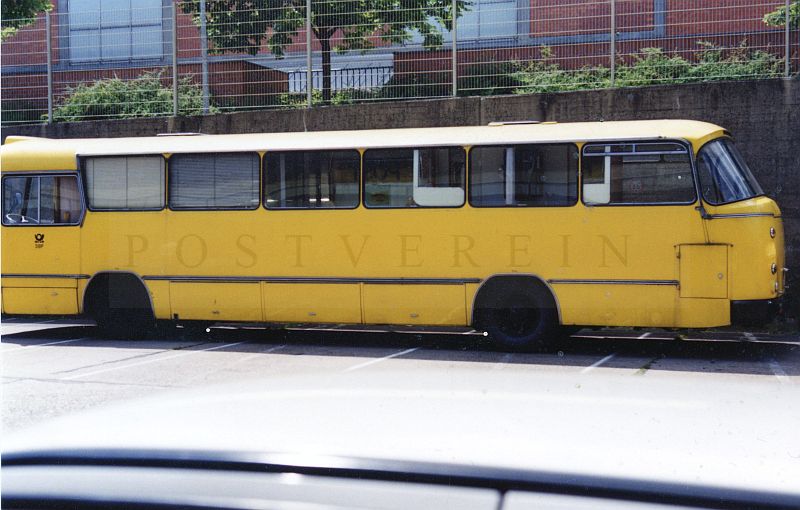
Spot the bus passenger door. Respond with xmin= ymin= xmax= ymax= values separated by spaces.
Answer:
xmin=1 ymin=174 xmax=83 ymax=315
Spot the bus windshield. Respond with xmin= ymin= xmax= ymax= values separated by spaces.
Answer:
xmin=696 ymin=138 xmax=763 ymax=205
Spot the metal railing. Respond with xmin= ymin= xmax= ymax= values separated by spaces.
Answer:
xmin=1 ymin=0 xmax=797 ymax=125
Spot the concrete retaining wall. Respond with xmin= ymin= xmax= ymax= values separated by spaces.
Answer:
xmin=3 ymin=78 xmax=798 ymax=316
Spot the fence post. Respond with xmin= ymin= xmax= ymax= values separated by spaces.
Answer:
xmin=610 ymin=0 xmax=616 ymax=87
xmin=45 ymin=11 xmax=53 ymax=124
xmin=200 ymin=0 xmax=209 ymax=112
xmin=172 ymin=2 xmax=179 ymax=116
xmin=306 ymin=0 xmax=313 ymax=108
xmin=451 ymin=0 xmax=458 ymax=97
xmin=786 ymin=0 xmax=791 ymax=77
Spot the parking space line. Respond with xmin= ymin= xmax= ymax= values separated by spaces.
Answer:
xmin=580 ymin=353 xmax=617 ymax=374
xmin=60 ymin=341 xmax=247 ymax=381
xmin=229 ymin=344 xmax=286 ymax=365
xmin=343 ymin=347 xmax=419 ymax=372
xmin=2 ymin=338 xmax=87 ymax=354
xmin=768 ymin=359 xmax=790 ymax=385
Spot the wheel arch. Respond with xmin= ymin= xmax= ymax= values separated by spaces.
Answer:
xmin=82 ymin=271 xmax=155 ymax=320
xmin=471 ymin=273 xmax=562 ymax=327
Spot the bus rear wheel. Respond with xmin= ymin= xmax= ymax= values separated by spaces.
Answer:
xmin=475 ymin=282 xmax=558 ymax=352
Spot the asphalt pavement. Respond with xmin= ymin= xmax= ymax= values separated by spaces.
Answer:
xmin=2 ymin=317 xmax=798 ymax=432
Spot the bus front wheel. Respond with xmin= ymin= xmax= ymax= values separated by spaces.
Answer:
xmin=474 ymin=278 xmax=559 ymax=352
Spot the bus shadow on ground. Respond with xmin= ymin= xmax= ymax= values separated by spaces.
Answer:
xmin=3 ymin=323 xmax=798 ymax=377
xmin=208 ymin=325 xmax=800 ymax=377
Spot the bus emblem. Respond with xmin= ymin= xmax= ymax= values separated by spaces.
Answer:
xmin=34 ymin=233 xmax=45 ymax=248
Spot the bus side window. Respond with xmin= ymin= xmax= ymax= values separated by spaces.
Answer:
xmin=265 ymin=150 xmax=359 ymax=209
xmin=582 ymin=148 xmax=611 ymax=204
xmin=2 ymin=175 xmax=82 ymax=226
xmin=582 ymin=143 xmax=695 ymax=205
xmin=469 ymin=144 xmax=578 ymax=207
xmin=170 ymin=153 xmax=260 ymax=210
xmin=364 ymin=147 xmax=465 ymax=208
xmin=412 ymin=147 xmax=465 ymax=207
xmin=84 ymin=156 xmax=165 ymax=210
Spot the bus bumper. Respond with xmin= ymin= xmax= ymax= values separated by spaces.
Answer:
xmin=731 ymin=298 xmax=782 ymax=327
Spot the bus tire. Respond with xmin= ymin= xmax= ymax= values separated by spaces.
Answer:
xmin=473 ymin=276 xmax=559 ymax=352
xmin=83 ymin=273 xmax=155 ymax=339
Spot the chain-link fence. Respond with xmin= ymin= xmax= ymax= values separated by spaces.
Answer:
xmin=1 ymin=0 xmax=797 ymax=125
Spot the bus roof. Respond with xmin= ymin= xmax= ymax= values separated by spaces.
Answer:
xmin=1 ymin=119 xmax=727 ymax=171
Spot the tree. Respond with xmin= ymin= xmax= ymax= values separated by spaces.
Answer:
xmin=763 ymin=1 xmax=799 ymax=29
xmin=181 ymin=0 xmax=469 ymax=104
xmin=1 ymin=0 xmax=52 ymax=40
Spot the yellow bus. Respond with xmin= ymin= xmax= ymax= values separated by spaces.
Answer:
xmin=0 ymin=120 xmax=785 ymax=349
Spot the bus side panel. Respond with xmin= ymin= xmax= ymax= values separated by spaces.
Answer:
xmin=1 ymin=226 xmax=82 ymax=315
xmin=263 ymin=283 xmax=361 ymax=324
xmin=554 ymin=284 xmax=728 ymax=328
xmin=363 ymin=284 xmax=467 ymax=326
xmin=2 ymin=287 xmax=78 ymax=315
xmin=170 ymin=283 xmax=262 ymax=322
xmin=146 ymin=280 xmax=171 ymax=320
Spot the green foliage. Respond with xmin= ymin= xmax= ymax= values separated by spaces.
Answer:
xmin=377 ymin=72 xmax=450 ymax=99
xmin=457 ymin=62 xmax=525 ymax=96
xmin=512 ymin=43 xmax=783 ymax=95
xmin=181 ymin=0 xmax=471 ymax=102
xmin=763 ymin=0 xmax=799 ymax=28
xmin=512 ymin=60 xmax=609 ymax=94
xmin=277 ymin=88 xmax=377 ymax=108
xmin=1 ymin=0 xmax=51 ymax=40
xmin=49 ymin=71 xmax=217 ymax=122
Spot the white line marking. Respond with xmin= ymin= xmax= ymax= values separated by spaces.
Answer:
xmin=343 ymin=347 xmax=419 ymax=372
xmin=581 ymin=353 xmax=617 ymax=374
xmin=60 ymin=341 xmax=247 ymax=381
xmin=769 ymin=359 xmax=790 ymax=384
xmin=233 ymin=344 xmax=286 ymax=364
xmin=1 ymin=338 xmax=86 ymax=354
xmin=743 ymin=332 xmax=757 ymax=342
xmin=637 ymin=332 xmax=651 ymax=339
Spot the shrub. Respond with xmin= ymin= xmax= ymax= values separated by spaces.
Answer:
xmin=376 ymin=72 xmax=450 ymax=99
xmin=457 ymin=62 xmax=525 ymax=96
xmin=278 ymin=88 xmax=378 ymax=109
xmin=49 ymin=71 xmax=216 ymax=122
xmin=510 ymin=43 xmax=783 ymax=95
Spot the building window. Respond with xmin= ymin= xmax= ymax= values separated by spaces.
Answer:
xmin=68 ymin=0 xmax=164 ymax=62
xmin=453 ymin=0 xmax=519 ymax=40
